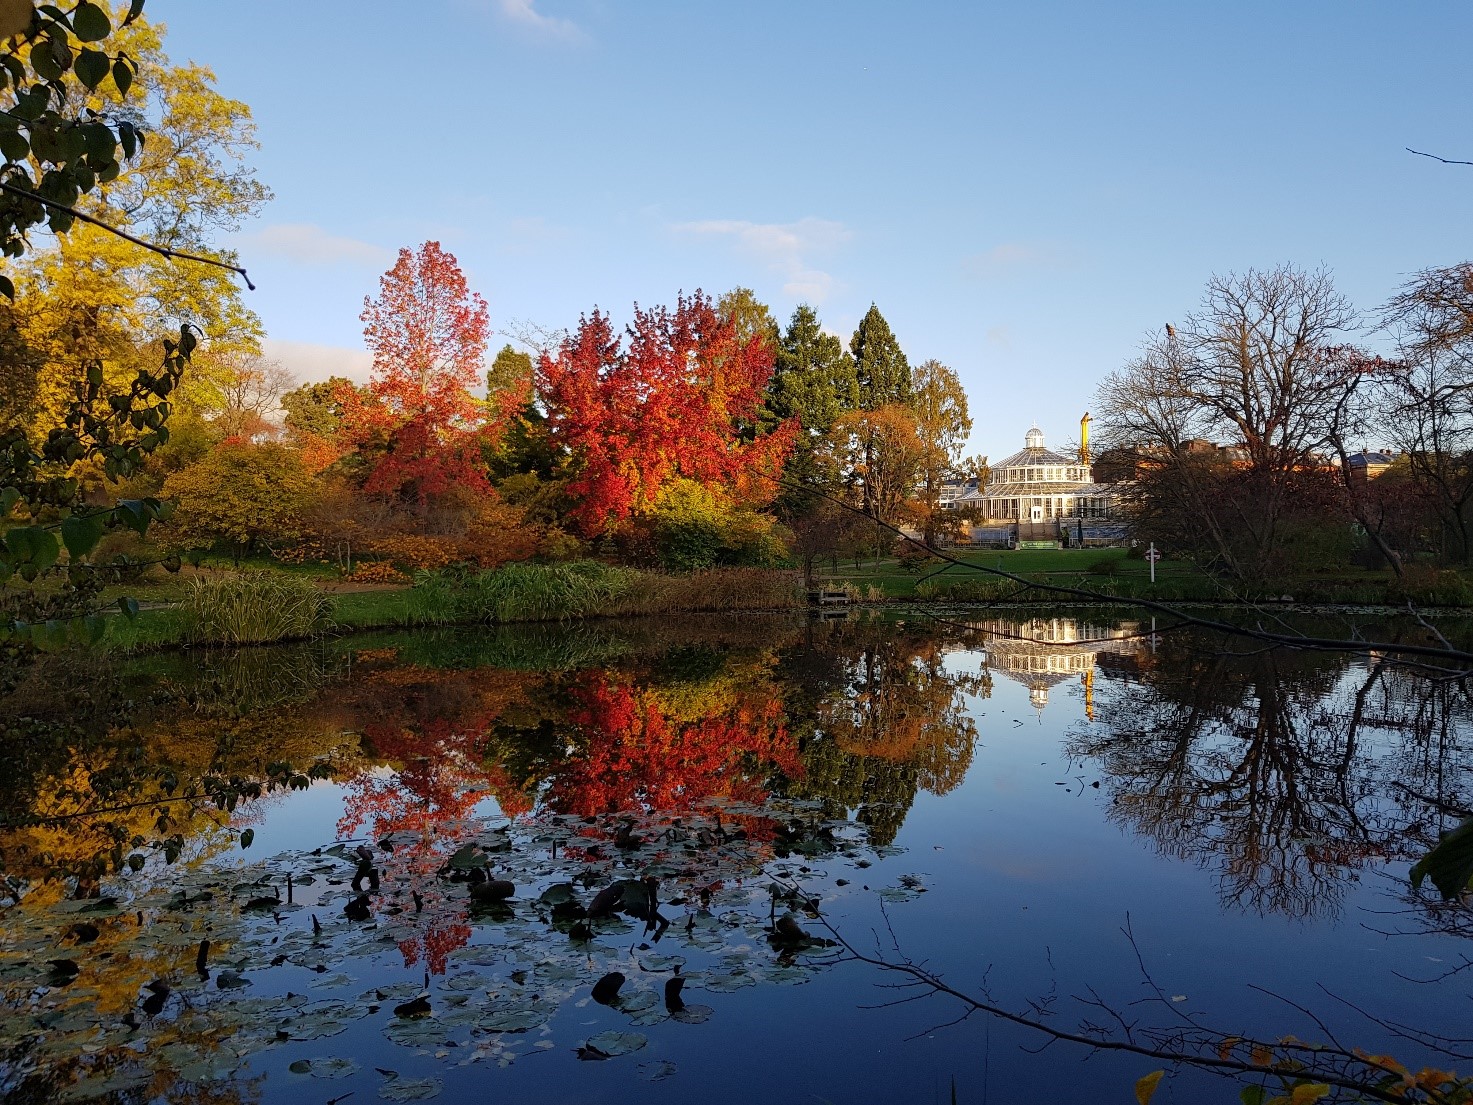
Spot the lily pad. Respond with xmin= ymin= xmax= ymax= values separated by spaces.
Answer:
xmin=378 ymin=1074 xmax=443 ymax=1100
xmin=293 ymin=1056 xmax=360 ymax=1079
xmin=585 ymin=1030 xmax=648 ymax=1056
xmin=639 ymin=1059 xmax=678 ymax=1081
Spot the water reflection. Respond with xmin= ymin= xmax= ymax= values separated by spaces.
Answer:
xmin=3 ymin=611 xmax=1473 ymax=1101
xmin=967 ymin=614 xmax=1141 ymax=718
xmin=1070 ymin=626 xmax=1473 ymax=918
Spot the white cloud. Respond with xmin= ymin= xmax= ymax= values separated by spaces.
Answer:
xmin=673 ymin=217 xmax=851 ymax=303
xmin=494 ymin=0 xmax=584 ymax=40
xmin=264 ymin=339 xmax=374 ymax=386
xmin=249 ymin=224 xmax=390 ymax=267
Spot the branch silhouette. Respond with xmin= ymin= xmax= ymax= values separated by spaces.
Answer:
xmin=0 ymin=181 xmax=255 ymax=290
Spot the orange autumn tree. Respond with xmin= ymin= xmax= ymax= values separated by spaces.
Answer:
xmin=538 ymin=291 xmax=795 ymax=535
xmin=338 ymin=241 xmax=501 ymax=506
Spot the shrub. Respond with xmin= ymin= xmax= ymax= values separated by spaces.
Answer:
xmin=347 ymin=561 xmax=409 ymax=585
xmin=179 ymin=573 xmax=333 ymax=645
xmin=1088 ymin=557 xmax=1120 ymax=576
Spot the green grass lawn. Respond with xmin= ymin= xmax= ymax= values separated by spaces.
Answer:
xmin=815 ymin=546 xmax=1203 ymax=598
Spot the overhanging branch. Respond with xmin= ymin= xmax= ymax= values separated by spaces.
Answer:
xmin=0 ymin=180 xmax=255 ymax=290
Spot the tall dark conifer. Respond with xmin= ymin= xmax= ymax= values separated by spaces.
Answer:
xmin=765 ymin=304 xmax=858 ymax=515
xmin=850 ymin=304 xmax=910 ymax=410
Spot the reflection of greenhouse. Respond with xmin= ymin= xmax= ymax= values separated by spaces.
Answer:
xmin=970 ymin=617 xmax=1143 ymax=715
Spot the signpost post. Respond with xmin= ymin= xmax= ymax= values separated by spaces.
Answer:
xmin=1146 ymin=542 xmax=1161 ymax=585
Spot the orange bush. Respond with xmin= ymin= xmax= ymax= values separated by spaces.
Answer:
xmin=366 ymin=534 xmax=457 ymax=572
xmin=347 ymin=561 xmax=409 ymax=584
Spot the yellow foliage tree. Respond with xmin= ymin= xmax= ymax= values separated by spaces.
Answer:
xmin=10 ymin=3 xmax=269 ymax=442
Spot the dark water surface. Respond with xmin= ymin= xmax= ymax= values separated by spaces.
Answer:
xmin=2 ymin=610 xmax=1471 ymax=1104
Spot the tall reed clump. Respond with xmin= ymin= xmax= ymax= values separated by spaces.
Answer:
xmin=409 ymin=561 xmax=635 ymax=625
xmin=606 ymin=567 xmax=805 ymax=616
xmin=410 ymin=562 xmax=806 ymax=624
xmin=179 ymin=574 xmax=334 ymax=645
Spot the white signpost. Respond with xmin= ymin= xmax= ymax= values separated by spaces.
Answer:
xmin=1145 ymin=542 xmax=1161 ymax=584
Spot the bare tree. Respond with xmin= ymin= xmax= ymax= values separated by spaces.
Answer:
xmin=1382 ymin=264 xmax=1473 ymax=563
xmin=1097 ymin=266 xmax=1360 ymax=585
xmin=209 ymin=352 xmax=295 ymax=439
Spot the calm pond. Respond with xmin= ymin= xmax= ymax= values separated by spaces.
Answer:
xmin=2 ymin=610 xmax=1471 ymax=1103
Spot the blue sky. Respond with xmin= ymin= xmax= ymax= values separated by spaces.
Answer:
xmin=163 ymin=1 xmax=1472 ymax=461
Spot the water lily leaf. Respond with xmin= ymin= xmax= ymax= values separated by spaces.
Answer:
xmin=638 ymin=1059 xmax=678 ymax=1081
xmin=385 ymin=1017 xmax=448 ymax=1047
xmin=447 ymin=844 xmax=483 ymax=870
xmin=585 ymin=1030 xmax=647 ymax=1056
xmin=378 ymin=1075 xmax=443 ymax=1101
xmin=670 ymin=1003 xmax=713 ymax=1024
xmin=480 ymin=1001 xmax=551 ymax=1032
xmin=297 ymin=1056 xmax=359 ymax=1079
xmin=700 ymin=969 xmax=756 ymax=993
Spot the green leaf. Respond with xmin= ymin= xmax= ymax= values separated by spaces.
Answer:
xmin=74 ymin=48 xmax=107 ymax=90
xmin=61 ymin=512 xmax=104 ymax=560
xmin=0 ymin=487 xmax=17 ymax=516
xmin=117 ymin=595 xmax=139 ymax=621
xmin=1239 ymin=1085 xmax=1266 ymax=1105
xmin=239 ymin=828 xmax=254 ymax=849
xmin=71 ymin=1 xmax=111 ymax=41
xmin=6 ymin=526 xmax=58 ymax=572
xmin=111 ymin=56 xmax=132 ymax=95
xmin=115 ymin=499 xmax=149 ymax=535
xmin=0 ymin=128 xmax=27 ymax=162
xmin=1410 ymin=817 xmax=1473 ymax=900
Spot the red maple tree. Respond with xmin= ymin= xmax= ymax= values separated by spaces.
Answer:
xmin=537 ymin=291 xmax=795 ymax=535
xmin=338 ymin=241 xmax=503 ymax=505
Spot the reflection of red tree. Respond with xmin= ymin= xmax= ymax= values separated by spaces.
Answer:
xmin=543 ymin=675 xmax=802 ymax=816
xmin=337 ymin=661 xmax=530 ymax=974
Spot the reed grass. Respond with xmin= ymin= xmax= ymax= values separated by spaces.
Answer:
xmin=178 ymin=573 xmax=333 ymax=645
xmin=409 ymin=561 xmax=805 ymax=625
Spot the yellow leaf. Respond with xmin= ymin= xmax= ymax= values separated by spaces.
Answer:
xmin=1250 ymin=1045 xmax=1274 ymax=1067
xmin=1135 ymin=1069 xmax=1165 ymax=1105
xmin=1217 ymin=1035 xmax=1241 ymax=1061
xmin=1288 ymin=1085 xmax=1330 ymax=1105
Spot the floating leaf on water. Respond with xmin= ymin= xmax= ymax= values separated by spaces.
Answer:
xmin=385 ymin=1017 xmax=449 ymax=1048
xmin=670 ymin=1003 xmax=713 ymax=1024
xmin=378 ymin=1074 xmax=443 ymax=1101
xmin=480 ymin=1000 xmax=552 ymax=1032
xmin=638 ymin=1059 xmax=678 ymax=1081
xmin=447 ymin=844 xmax=483 ymax=871
xmin=296 ymin=1056 xmax=359 ymax=1079
xmin=584 ymin=1030 xmax=647 ymax=1057
xmin=618 ymin=990 xmax=658 ymax=1013
xmin=700 ymin=969 xmax=756 ymax=993
xmin=215 ymin=970 xmax=251 ymax=989
xmin=443 ymin=972 xmax=491 ymax=991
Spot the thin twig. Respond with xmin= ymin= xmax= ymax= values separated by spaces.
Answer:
xmin=1407 ymin=148 xmax=1473 ymax=167
xmin=0 ymin=181 xmax=255 ymax=289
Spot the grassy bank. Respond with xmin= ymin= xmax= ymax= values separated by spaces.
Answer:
xmin=105 ymin=562 xmax=806 ymax=650
xmin=817 ymin=546 xmax=1459 ymax=606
